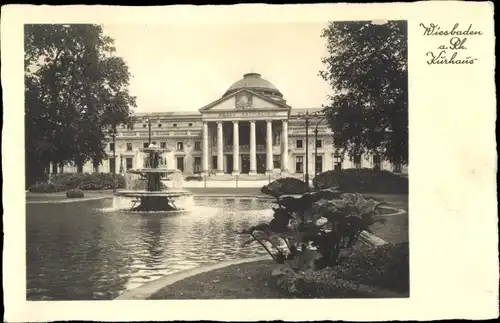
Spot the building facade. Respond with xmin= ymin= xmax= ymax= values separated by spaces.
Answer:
xmin=59 ymin=73 xmax=407 ymax=176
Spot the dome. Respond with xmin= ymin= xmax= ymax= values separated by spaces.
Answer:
xmin=223 ymin=73 xmax=284 ymax=100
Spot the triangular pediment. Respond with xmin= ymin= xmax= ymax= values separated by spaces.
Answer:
xmin=199 ymin=89 xmax=291 ymax=113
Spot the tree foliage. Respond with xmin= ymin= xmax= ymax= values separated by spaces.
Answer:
xmin=319 ymin=21 xmax=408 ymax=165
xmin=25 ymin=24 xmax=136 ymax=185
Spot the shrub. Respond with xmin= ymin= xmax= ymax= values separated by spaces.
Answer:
xmin=185 ymin=175 xmax=203 ymax=181
xmin=260 ymin=177 xmax=310 ymax=198
xmin=66 ymin=188 xmax=84 ymax=198
xmin=312 ymin=168 xmax=408 ymax=194
xmin=28 ymin=182 xmax=62 ymax=193
xmin=238 ymin=190 xmax=386 ymax=273
xmin=278 ymin=242 xmax=409 ymax=296
xmin=28 ymin=173 xmax=126 ymax=192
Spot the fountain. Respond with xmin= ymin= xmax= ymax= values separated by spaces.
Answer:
xmin=114 ymin=143 xmax=193 ymax=212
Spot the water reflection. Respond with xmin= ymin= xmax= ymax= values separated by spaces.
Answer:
xmin=26 ymin=197 xmax=274 ymax=300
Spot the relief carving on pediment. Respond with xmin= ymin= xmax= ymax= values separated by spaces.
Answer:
xmin=235 ymin=92 xmax=253 ymax=109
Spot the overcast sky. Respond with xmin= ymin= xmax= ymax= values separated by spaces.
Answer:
xmin=103 ymin=23 xmax=332 ymax=113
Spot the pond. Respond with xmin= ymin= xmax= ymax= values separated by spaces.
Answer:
xmin=26 ymin=197 xmax=274 ymax=300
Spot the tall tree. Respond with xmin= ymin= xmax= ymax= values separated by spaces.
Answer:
xmin=319 ymin=20 xmax=408 ymax=166
xmin=25 ymin=24 xmax=136 ymax=185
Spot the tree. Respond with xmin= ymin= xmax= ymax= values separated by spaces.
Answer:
xmin=24 ymin=24 xmax=136 ymax=186
xmin=319 ymin=20 xmax=408 ymax=165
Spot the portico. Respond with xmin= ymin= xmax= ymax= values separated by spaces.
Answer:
xmin=199 ymin=79 xmax=291 ymax=176
xmin=201 ymin=119 xmax=289 ymax=175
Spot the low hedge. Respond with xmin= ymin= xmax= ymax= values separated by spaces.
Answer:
xmin=185 ymin=175 xmax=203 ymax=181
xmin=28 ymin=173 xmax=126 ymax=193
xmin=312 ymin=168 xmax=408 ymax=194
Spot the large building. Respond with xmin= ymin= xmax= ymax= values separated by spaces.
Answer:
xmin=60 ymin=73 xmax=407 ymax=176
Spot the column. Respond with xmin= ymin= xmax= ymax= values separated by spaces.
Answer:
xmin=281 ymin=120 xmax=289 ymax=174
xmin=202 ymin=122 xmax=209 ymax=175
xmin=266 ymin=120 xmax=273 ymax=174
xmin=249 ymin=120 xmax=257 ymax=175
xmin=216 ymin=121 xmax=224 ymax=175
xmin=232 ymin=121 xmax=240 ymax=175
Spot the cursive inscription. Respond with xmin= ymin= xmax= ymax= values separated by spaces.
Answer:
xmin=420 ymin=23 xmax=482 ymax=65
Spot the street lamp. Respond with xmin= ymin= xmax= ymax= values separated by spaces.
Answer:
xmin=119 ymin=153 xmax=124 ymax=174
xmin=297 ymin=110 xmax=326 ymax=185
xmin=111 ymin=124 xmax=117 ymax=193
xmin=313 ymin=114 xmax=329 ymax=176
xmin=147 ymin=115 xmax=152 ymax=145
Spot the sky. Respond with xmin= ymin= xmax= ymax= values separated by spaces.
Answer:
xmin=103 ymin=23 xmax=332 ymax=113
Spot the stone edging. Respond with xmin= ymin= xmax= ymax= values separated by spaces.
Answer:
xmin=193 ymin=194 xmax=272 ymax=199
xmin=114 ymin=256 xmax=270 ymax=300
xmin=26 ymin=196 xmax=111 ymax=204
xmin=359 ymin=206 xmax=407 ymax=247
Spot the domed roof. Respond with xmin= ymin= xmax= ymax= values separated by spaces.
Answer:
xmin=223 ymin=73 xmax=284 ymax=99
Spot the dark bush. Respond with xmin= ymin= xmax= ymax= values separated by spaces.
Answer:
xmin=260 ymin=177 xmax=310 ymax=198
xmin=28 ymin=173 xmax=126 ymax=192
xmin=66 ymin=188 xmax=85 ymax=198
xmin=28 ymin=182 xmax=61 ymax=193
xmin=185 ymin=175 xmax=203 ymax=181
xmin=312 ymin=168 xmax=408 ymax=194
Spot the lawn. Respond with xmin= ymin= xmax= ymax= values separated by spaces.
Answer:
xmin=149 ymin=242 xmax=409 ymax=300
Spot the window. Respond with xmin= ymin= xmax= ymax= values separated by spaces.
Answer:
xmin=160 ymin=142 xmax=167 ymax=149
xmin=193 ymin=157 xmax=202 ymax=173
xmin=126 ymin=143 xmax=132 ymax=151
xmin=273 ymin=155 xmax=281 ymax=169
xmin=316 ymin=139 xmax=322 ymax=148
xmin=158 ymin=123 xmax=162 ymax=127
xmin=177 ymin=142 xmax=184 ymax=151
xmin=194 ymin=141 xmax=201 ymax=151
xmin=177 ymin=157 xmax=184 ymax=172
xmin=353 ymin=155 xmax=362 ymax=169
xmin=109 ymin=158 xmax=116 ymax=173
xmin=334 ymin=152 xmax=342 ymax=170
xmin=296 ymin=140 xmax=303 ymax=148
xmin=189 ymin=123 xmax=193 ymax=127
xmin=315 ymin=155 xmax=323 ymax=174
xmin=126 ymin=158 xmax=133 ymax=170
xmin=173 ymin=123 xmax=178 ymax=127
xmin=373 ymin=155 xmax=381 ymax=171
xmin=295 ymin=156 xmax=304 ymax=173
xmin=143 ymin=142 xmax=149 ymax=148
xmin=109 ymin=142 xmax=115 ymax=151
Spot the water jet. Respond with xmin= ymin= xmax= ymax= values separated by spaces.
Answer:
xmin=114 ymin=144 xmax=193 ymax=212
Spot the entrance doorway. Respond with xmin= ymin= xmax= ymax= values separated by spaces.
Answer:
xmin=256 ymin=154 xmax=266 ymax=174
xmin=241 ymin=155 xmax=250 ymax=174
